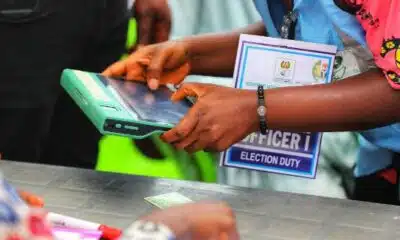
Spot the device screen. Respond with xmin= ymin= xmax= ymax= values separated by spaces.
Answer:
xmin=97 ymin=75 xmax=192 ymax=125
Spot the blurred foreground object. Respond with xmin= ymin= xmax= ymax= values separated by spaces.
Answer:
xmin=0 ymin=172 xmax=53 ymax=239
xmin=136 ymin=202 xmax=239 ymax=240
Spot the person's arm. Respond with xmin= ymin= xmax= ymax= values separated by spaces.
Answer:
xmin=265 ymin=0 xmax=398 ymax=132
xmin=159 ymin=0 xmax=400 ymax=152
xmin=183 ymin=21 xmax=266 ymax=77
xmin=103 ymin=21 xmax=266 ymax=89
xmin=265 ymin=69 xmax=400 ymax=132
xmin=161 ymin=70 xmax=400 ymax=152
xmin=132 ymin=0 xmax=171 ymax=46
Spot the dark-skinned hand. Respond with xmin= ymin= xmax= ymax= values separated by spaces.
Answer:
xmin=103 ymin=40 xmax=190 ymax=90
xmin=140 ymin=201 xmax=240 ymax=240
xmin=161 ymin=83 xmax=259 ymax=153
xmin=132 ymin=0 xmax=171 ymax=47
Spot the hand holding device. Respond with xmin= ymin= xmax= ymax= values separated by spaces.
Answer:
xmin=162 ymin=83 xmax=258 ymax=153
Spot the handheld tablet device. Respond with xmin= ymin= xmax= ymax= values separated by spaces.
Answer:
xmin=60 ymin=69 xmax=192 ymax=139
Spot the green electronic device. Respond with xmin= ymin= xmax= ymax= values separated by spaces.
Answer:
xmin=61 ymin=69 xmax=193 ymax=139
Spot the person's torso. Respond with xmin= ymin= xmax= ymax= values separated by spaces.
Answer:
xmin=0 ymin=0 xmax=127 ymax=107
xmin=253 ymin=0 xmax=400 ymax=177
xmin=350 ymin=0 xmax=400 ymax=89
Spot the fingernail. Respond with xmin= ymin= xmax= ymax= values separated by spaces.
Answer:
xmin=149 ymin=78 xmax=159 ymax=90
xmin=137 ymin=58 xmax=150 ymax=65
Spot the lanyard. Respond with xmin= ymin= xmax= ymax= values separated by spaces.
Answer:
xmin=262 ymin=0 xmax=297 ymax=40
xmin=280 ymin=10 xmax=297 ymax=39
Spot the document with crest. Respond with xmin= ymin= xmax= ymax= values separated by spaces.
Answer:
xmin=220 ymin=34 xmax=337 ymax=179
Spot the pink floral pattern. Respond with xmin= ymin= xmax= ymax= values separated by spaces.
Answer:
xmin=345 ymin=0 xmax=400 ymax=89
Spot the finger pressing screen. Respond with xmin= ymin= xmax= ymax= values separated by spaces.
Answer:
xmin=146 ymin=50 xmax=170 ymax=90
xmin=145 ymin=44 xmax=190 ymax=90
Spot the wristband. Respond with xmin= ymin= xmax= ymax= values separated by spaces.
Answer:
xmin=257 ymin=85 xmax=267 ymax=135
xmin=120 ymin=220 xmax=176 ymax=240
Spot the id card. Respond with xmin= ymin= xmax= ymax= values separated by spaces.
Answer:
xmin=220 ymin=34 xmax=337 ymax=179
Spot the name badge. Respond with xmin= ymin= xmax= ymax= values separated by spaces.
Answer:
xmin=220 ymin=34 xmax=337 ymax=179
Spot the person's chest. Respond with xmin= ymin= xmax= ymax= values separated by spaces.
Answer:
xmin=344 ymin=0 xmax=400 ymax=88
xmin=256 ymin=0 xmax=374 ymax=80
xmin=354 ymin=0 xmax=400 ymax=67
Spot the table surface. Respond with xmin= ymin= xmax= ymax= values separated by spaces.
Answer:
xmin=3 ymin=161 xmax=400 ymax=240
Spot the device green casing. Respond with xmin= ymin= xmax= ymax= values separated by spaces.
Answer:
xmin=60 ymin=68 xmax=175 ymax=139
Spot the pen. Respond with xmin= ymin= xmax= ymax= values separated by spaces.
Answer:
xmin=47 ymin=212 xmax=122 ymax=240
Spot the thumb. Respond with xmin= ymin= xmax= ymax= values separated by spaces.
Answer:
xmin=170 ymin=83 xmax=206 ymax=102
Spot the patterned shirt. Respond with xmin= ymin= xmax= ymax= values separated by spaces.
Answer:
xmin=336 ymin=0 xmax=400 ymax=89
